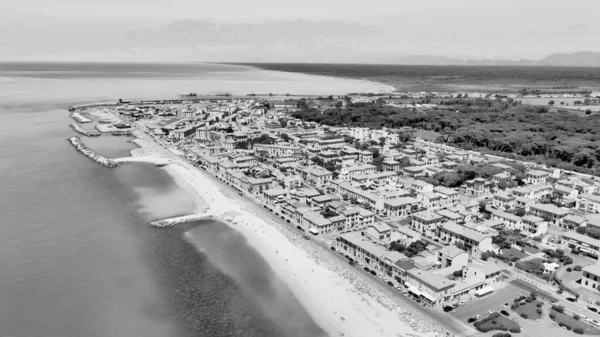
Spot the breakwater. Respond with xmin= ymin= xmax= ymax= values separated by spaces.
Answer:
xmin=150 ymin=212 xmax=217 ymax=228
xmin=68 ymin=137 xmax=118 ymax=168
xmin=70 ymin=123 xmax=101 ymax=137
xmin=70 ymin=112 xmax=92 ymax=123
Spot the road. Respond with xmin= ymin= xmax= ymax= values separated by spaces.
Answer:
xmin=205 ymin=168 xmax=476 ymax=337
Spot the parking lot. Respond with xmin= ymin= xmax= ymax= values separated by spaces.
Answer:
xmin=451 ymin=283 xmax=530 ymax=322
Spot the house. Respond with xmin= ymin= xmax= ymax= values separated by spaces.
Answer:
xmin=525 ymin=170 xmax=550 ymax=185
xmin=521 ymin=215 xmax=548 ymax=235
xmin=577 ymin=194 xmax=600 ymax=214
xmin=561 ymin=231 xmax=600 ymax=259
xmin=339 ymin=164 xmax=377 ymax=180
xmin=297 ymin=166 xmax=333 ymax=187
xmin=382 ymin=159 xmax=403 ymax=172
xmin=418 ymin=192 xmax=442 ymax=209
xmin=562 ymin=214 xmax=587 ymax=230
xmin=582 ymin=263 xmax=600 ymax=291
xmin=437 ymin=246 xmax=469 ymax=272
xmin=433 ymin=186 xmax=460 ymax=206
xmin=441 ymin=161 xmax=459 ymax=170
xmin=303 ymin=212 xmax=335 ymax=234
xmin=492 ymin=191 xmax=515 ymax=210
xmin=366 ymin=222 xmax=393 ymax=242
xmin=405 ymin=269 xmax=456 ymax=306
xmin=490 ymin=209 xmax=522 ymax=230
xmin=438 ymin=222 xmax=494 ymax=258
xmin=403 ymin=166 xmax=426 ymax=177
xmin=253 ymin=144 xmax=301 ymax=157
xmin=391 ymin=226 xmax=422 ymax=246
xmin=492 ymin=172 xmax=511 ymax=185
xmin=463 ymin=263 xmax=503 ymax=285
xmin=263 ymin=188 xmax=287 ymax=206
xmin=515 ymin=196 xmax=535 ymax=210
xmin=411 ymin=210 xmax=445 ymax=234
xmin=464 ymin=178 xmax=492 ymax=196
xmin=358 ymin=151 xmax=373 ymax=164
xmin=436 ymin=209 xmax=465 ymax=224
xmin=383 ymin=197 xmax=420 ymax=217
xmin=554 ymin=185 xmax=579 ymax=202
xmin=529 ymin=203 xmax=569 ymax=225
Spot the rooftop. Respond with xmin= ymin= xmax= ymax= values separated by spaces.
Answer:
xmin=530 ymin=203 xmax=569 ymax=216
xmin=441 ymin=222 xmax=491 ymax=242
xmin=412 ymin=210 xmax=445 ymax=221
xmin=340 ymin=232 xmax=388 ymax=258
xmin=369 ymin=222 xmax=392 ymax=233
xmin=406 ymin=269 xmax=456 ymax=291
xmin=562 ymin=231 xmax=600 ymax=247
xmin=384 ymin=197 xmax=419 ymax=207
xmin=581 ymin=194 xmax=600 ymax=203
xmin=438 ymin=245 xmax=465 ymax=258
xmin=584 ymin=263 xmax=600 ymax=277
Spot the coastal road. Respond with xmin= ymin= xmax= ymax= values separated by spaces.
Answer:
xmin=203 ymin=169 xmax=474 ymax=337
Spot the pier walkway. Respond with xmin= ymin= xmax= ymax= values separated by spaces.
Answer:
xmin=113 ymin=156 xmax=172 ymax=166
xmin=149 ymin=211 xmax=219 ymax=228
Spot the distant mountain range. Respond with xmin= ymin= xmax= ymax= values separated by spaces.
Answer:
xmin=395 ymin=52 xmax=600 ymax=67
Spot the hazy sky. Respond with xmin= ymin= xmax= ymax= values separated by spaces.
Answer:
xmin=1 ymin=0 xmax=599 ymax=62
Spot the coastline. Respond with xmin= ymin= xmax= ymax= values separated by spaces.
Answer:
xmin=121 ymin=130 xmax=440 ymax=337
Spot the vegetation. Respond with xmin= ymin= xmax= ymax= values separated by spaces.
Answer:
xmin=513 ymin=300 xmax=543 ymax=320
xmin=550 ymin=307 xmax=600 ymax=335
xmin=290 ymin=101 xmax=600 ymax=175
xmin=473 ymin=312 xmax=521 ymax=333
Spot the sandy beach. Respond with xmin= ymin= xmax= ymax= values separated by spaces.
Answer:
xmin=115 ymin=129 xmax=445 ymax=337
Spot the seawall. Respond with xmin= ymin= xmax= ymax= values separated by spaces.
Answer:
xmin=70 ymin=123 xmax=101 ymax=137
xmin=68 ymin=137 xmax=118 ymax=168
xmin=150 ymin=212 xmax=217 ymax=228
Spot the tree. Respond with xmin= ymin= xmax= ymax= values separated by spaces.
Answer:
xmin=335 ymin=101 xmax=343 ymax=108
xmin=514 ymin=208 xmax=526 ymax=216
xmin=378 ymin=137 xmax=386 ymax=146
xmin=279 ymin=119 xmax=288 ymax=128
xmin=548 ymin=100 xmax=555 ymax=106
xmin=586 ymin=109 xmax=593 ymax=115
xmin=280 ymin=133 xmax=290 ymax=142
xmin=576 ymin=226 xmax=586 ymax=235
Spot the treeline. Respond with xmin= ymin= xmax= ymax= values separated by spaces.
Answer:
xmin=290 ymin=101 xmax=600 ymax=175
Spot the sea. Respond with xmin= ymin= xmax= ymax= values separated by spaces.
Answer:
xmin=0 ymin=62 xmax=387 ymax=337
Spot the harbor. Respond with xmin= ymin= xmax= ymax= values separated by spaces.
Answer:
xmin=70 ymin=123 xmax=101 ymax=137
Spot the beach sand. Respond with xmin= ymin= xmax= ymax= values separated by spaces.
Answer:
xmin=114 ymin=129 xmax=444 ymax=337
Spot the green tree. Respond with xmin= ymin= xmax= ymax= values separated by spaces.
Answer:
xmin=548 ymin=100 xmax=555 ymax=106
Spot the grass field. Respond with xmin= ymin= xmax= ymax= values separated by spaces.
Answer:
xmin=474 ymin=313 xmax=521 ymax=333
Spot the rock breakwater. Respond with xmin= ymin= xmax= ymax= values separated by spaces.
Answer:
xmin=70 ymin=123 xmax=101 ymax=137
xmin=68 ymin=137 xmax=118 ymax=168
xmin=150 ymin=212 xmax=216 ymax=228
xmin=70 ymin=112 xmax=91 ymax=123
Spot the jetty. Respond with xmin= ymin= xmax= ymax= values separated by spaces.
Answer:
xmin=149 ymin=212 xmax=217 ymax=228
xmin=70 ymin=112 xmax=92 ymax=123
xmin=68 ymin=137 xmax=118 ymax=168
xmin=70 ymin=123 xmax=101 ymax=137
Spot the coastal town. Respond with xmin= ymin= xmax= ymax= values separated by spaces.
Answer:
xmin=71 ymin=93 xmax=600 ymax=337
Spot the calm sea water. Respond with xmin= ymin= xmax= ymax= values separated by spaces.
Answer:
xmin=0 ymin=63 xmax=336 ymax=337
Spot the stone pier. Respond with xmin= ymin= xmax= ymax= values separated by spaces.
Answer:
xmin=149 ymin=211 xmax=217 ymax=228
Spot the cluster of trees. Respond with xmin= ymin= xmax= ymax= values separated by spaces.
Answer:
xmin=310 ymin=156 xmax=341 ymax=173
xmin=389 ymin=239 xmax=429 ymax=257
xmin=291 ymin=101 xmax=600 ymax=175
xmin=235 ymin=134 xmax=274 ymax=149
xmin=576 ymin=225 xmax=600 ymax=239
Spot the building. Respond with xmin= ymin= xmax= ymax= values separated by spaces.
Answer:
xmin=418 ymin=192 xmax=442 ymax=209
xmin=521 ymin=215 xmax=548 ymax=235
xmin=383 ymin=197 xmax=420 ymax=217
xmin=405 ymin=269 xmax=456 ymax=306
xmin=525 ymin=170 xmax=550 ymax=185
xmin=562 ymin=214 xmax=587 ymax=230
xmin=582 ymin=263 xmax=600 ymax=291
xmin=561 ymin=231 xmax=600 ymax=259
xmin=337 ymin=232 xmax=388 ymax=273
xmin=464 ymin=178 xmax=492 ymax=196
xmin=529 ymin=203 xmax=569 ymax=225
xmin=437 ymin=246 xmax=469 ymax=272
xmin=492 ymin=191 xmax=515 ymax=210
xmin=463 ymin=263 xmax=503 ymax=285
xmin=366 ymin=222 xmax=393 ymax=242
xmin=554 ymin=185 xmax=579 ymax=202
xmin=297 ymin=166 xmax=333 ymax=187
xmin=489 ymin=209 xmax=522 ymax=230
xmin=253 ymin=144 xmax=301 ymax=157
xmin=433 ymin=186 xmax=460 ymax=206
xmin=438 ymin=222 xmax=494 ymax=258
xmin=411 ymin=211 xmax=445 ymax=234
xmin=577 ymin=194 xmax=600 ymax=214
xmin=391 ymin=226 xmax=422 ymax=246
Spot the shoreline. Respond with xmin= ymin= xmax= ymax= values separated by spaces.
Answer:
xmin=120 ymin=130 xmax=441 ymax=337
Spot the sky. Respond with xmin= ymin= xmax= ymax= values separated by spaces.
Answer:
xmin=1 ymin=0 xmax=599 ymax=62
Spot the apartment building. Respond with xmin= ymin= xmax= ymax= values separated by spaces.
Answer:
xmin=492 ymin=191 xmax=515 ymax=210
xmin=529 ymin=203 xmax=569 ymax=225
xmin=582 ymin=263 xmax=600 ymax=291
xmin=411 ymin=210 xmax=445 ymax=233
xmin=438 ymin=222 xmax=493 ymax=258
xmin=577 ymin=194 xmax=600 ymax=214
xmin=405 ymin=269 xmax=456 ymax=306
xmin=525 ymin=170 xmax=550 ymax=184
xmin=561 ymin=231 xmax=600 ymax=259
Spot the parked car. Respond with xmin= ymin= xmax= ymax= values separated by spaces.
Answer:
xmin=588 ymin=306 xmax=598 ymax=313
xmin=370 ymin=270 xmax=377 ymax=276
xmin=349 ymin=261 xmax=356 ymax=266
xmin=475 ymin=315 xmax=481 ymax=320
xmin=459 ymin=300 xmax=467 ymax=306
xmin=443 ymin=306 xmax=453 ymax=312
xmin=303 ymin=235 xmax=310 ymax=240
xmin=330 ymin=246 xmax=336 ymax=251
xmin=488 ymin=309 xmax=495 ymax=314
xmin=567 ymin=297 xmax=577 ymax=302
xmin=296 ymin=226 xmax=304 ymax=232
xmin=501 ymin=310 xmax=510 ymax=317
xmin=387 ymin=281 xmax=394 ymax=287
xmin=581 ymin=315 xmax=588 ymax=321
xmin=402 ymin=291 xmax=409 ymax=296
xmin=364 ymin=267 xmax=371 ymax=273
xmin=502 ymin=303 xmax=509 ymax=308
xmin=238 ymin=191 xmax=244 ymax=196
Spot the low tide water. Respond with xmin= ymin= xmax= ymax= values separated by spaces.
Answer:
xmin=0 ymin=63 xmax=340 ymax=337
